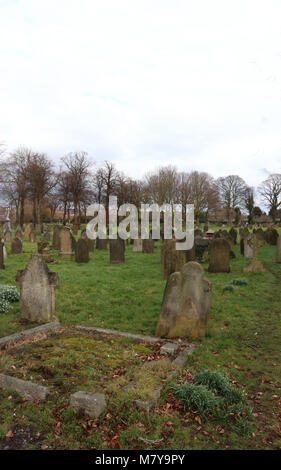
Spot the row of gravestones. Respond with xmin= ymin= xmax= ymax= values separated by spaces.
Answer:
xmin=14 ymin=252 xmax=214 ymax=341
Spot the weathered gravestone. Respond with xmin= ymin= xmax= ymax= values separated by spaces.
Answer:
xmin=208 ymin=238 xmax=230 ymax=273
xmin=59 ymin=227 xmax=74 ymax=258
xmin=3 ymin=230 xmax=12 ymax=243
xmin=24 ymin=223 xmax=32 ymax=238
xmin=75 ymin=238 xmax=89 ymax=263
xmin=243 ymin=234 xmax=265 ymax=273
xmin=16 ymin=254 xmax=59 ymax=323
xmin=96 ymin=237 xmax=108 ymax=250
xmin=11 ymin=237 xmax=22 ymax=254
xmin=109 ymin=237 xmax=125 ymax=264
xmin=155 ymin=262 xmax=213 ymax=339
xmin=229 ymin=227 xmax=237 ymax=245
xmin=52 ymin=225 xmax=62 ymax=250
xmin=81 ymin=230 xmax=94 ymax=252
xmin=194 ymin=237 xmax=209 ymax=262
xmin=0 ymin=240 xmax=5 ymax=269
xmin=161 ymin=240 xmax=186 ymax=280
xmin=243 ymin=234 xmax=254 ymax=258
xmin=133 ymin=239 xmax=143 ymax=252
xmin=142 ymin=239 xmax=154 ymax=254
xmin=15 ymin=225 xmax=22 ymax=239
xmin=29 ymin=230 xmax=36 ymax=243
xmin=276 ymin=235 xmax=281 ymax=264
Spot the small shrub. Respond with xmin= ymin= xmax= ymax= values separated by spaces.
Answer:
xmin=230 ymin=278 xmax=248 ymax=286
xmin=194 ymin=370 xmax=244 ymax=405
xmin=0 ymin=298 xmax=10 ymax=314
xmin=172 ymin=383 xmax=220 ymax=419
xmin=222 ymin=285 xmax=235 ymax=293
xmin=232 ymin=417 xmax=254 ymax=437
xmin=0 ymin=285 xmax=20 ymax=302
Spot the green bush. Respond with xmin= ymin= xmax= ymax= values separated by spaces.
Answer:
xmin=230 ymin=278 xmax=248 ymax=286
xmin=172 ymin=383 xmax=220 ymax=419
xmin=222 ymin=285 xmax=235 ymax=293
xmin=0 ymin=298 xmax=10 ymax=314
xmin=0 ymin=285 xmax=20 ymax=303
xmin=194 ymin=370 xmax=244 ymax=405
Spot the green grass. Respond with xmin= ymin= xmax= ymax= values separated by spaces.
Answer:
xmin=0 ymin=227 xmax=280 ymax=450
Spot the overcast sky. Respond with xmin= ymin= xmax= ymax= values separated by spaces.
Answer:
xmin=1 ymin=0 xmax=281 ymax=188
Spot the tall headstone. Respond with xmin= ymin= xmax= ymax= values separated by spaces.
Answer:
xmin=208 ymin=238 xmax=230 ymax=273
xmin=133 ymin=239 xmax=143 ymax=252
xmin=243 ymin=234 xmax=265 ymax=272
xmin=243 ymin=234 xmax=254 ymax=259
xmin=52 ymin=225 xmax=62 ymax=250
xmin=75 ymin=238 xmax=89 ymax=263
xmin=156 ymin=262 xmax=213 ymax=339
xmin=109 ymin=237 xmax=125 ymax=264
xmin=59 ymin=226 xmax=74 ymax=258
xmin=16 ymin=254 xmax=59 ymax=323
xmin=24 ymin=223 xmax=32 ymax=238
xmin=15 ymin=225 xmax=22 ymax=239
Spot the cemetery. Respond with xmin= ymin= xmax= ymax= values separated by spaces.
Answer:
xmin=0 ymin=223 xmax=280 ymax=450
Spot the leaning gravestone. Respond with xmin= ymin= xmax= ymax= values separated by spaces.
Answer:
xmin=109 ymin=237 xmax=125 ymax=264
xmin=16 ymin=254 xmax=59 ymax=323
xmin=0 ymin=240 xmax=5 ymax=269
xmin=208 ymin=238 xmax=230 ymax=273
xmin=59 ymin=227 xmax=74 ymax=258
xmin=155 ymin=262 xmax=213 ymax=339
xmin=276 ymin=235 xmax=281 ymax=263
xmin=11 ymin=237 xmax=22 ymax=254
xmin=75 ymin=238 xmax=89 ymax=263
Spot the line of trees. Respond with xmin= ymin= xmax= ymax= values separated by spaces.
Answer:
xmin=0 ymin=143 xmax=281 ymax=226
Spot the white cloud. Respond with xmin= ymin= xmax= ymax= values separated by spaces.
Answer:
xmin=0 ymin=0 xmax=281 ymax=188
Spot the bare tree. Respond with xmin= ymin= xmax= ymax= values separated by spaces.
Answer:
xmin=258 ymin=174 xmax=281 ymax=221
xmin=0 ymin=146 xmax=31 ymax=225
xmin=61 ymin=152 xmax=93 ymax=226
xmin=98 ymin=161 xmax=119 ymax=225
xmin=27 ymin=152 xmax=57 ymax=225
xmin=243 ymin=186 xmax=255 ymax=224
xmin=216 ymin=175 xmax=247 ymax=224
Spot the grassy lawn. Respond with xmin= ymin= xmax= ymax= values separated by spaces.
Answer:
xmin=0 ymin=228 xmax=280 ymax=449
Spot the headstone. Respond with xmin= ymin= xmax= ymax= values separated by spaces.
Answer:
xmin=142 ymin=239 xmax=154 ymax=254
xmin=0 ymin=240 xmax=5 ymax=269
xmin=52 ymin=225 xmax=62 ymax=250
xmin=11 ymin=237 xmax=22 ymax=254
xmin=243 ymin=234 xmax=254 ymax=259
xmin=155 ymin=262 xmax=213 ymax=339
xmin=133 ymin=239 xmax=143 ymax=252
xmin=75 ymin=238 xmax=89 ymax=263
xmin=16 ymin=254 xmax=59 ymax=323
xmin=276 ymin=235 xmax=281 ymax=263
xmin=229 ymin=227 xmax=237 ymax=245
xmin=3 ymin=230 xmax=12 ymax=243
xmin=243 ymin=234 xmax=265 ymax=272
xmin=24 ymin=223 xmax=32 ymax=238
xmin=109 ymin=237 xmax=125 ymax=264
xmin=81 ymin=230 xmax=94 ymax=252
xmin=161 ymin=240 xmax=186 ymax=280
xmin=59 ymin=226 xmax=74 ymax=258
xmin=194 ymin=237 xmax=209 ymax=262
xmin=208 ymin=238 xmax=230 ymax=273
xmin=96 ymin=237 xmax=108 ymax=250
xmin=265 ymin=228 xmax=279 ymax=246
xmin=29 ymin=230 xmax=36 ymax=243
xmin=15 ymin=225 xmax=22 ymax=239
